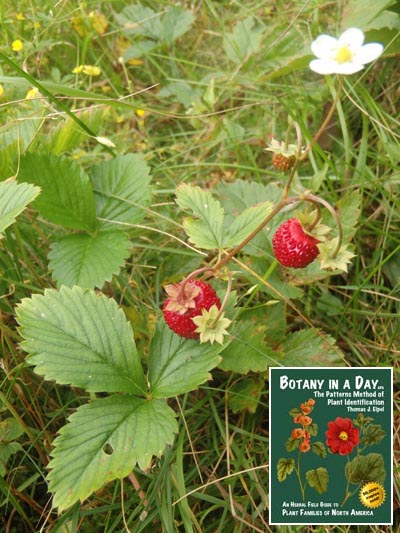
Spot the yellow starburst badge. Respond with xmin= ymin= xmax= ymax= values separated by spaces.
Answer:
xmin=359 ymin=481 xmax=385 ymax=509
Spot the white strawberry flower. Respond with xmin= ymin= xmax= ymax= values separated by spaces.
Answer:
xmin=309 ymin=28 xmax=383 ymax=75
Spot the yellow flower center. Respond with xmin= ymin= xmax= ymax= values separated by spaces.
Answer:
xmin=339 ymin=431 xmax=348 ymax=441
xmin=335 ymin=46 xmax=353 ymax=64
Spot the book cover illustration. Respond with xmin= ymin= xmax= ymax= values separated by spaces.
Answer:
xmin=269 ymin=367 xmax=393 ymax=525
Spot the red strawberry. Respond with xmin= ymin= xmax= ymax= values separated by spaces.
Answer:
xmin=272 ymin=218 xmax=320 ymax=268
xmin=162 ymin=279 xmax=221 ymax=339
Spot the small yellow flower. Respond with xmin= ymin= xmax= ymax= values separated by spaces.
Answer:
xmin=0 ymin=84 xmax=4 ymax=98
xmin=16 ymin=12 xmax=25 ymax=20
xmin=25 ymin=87 xmax=39 ymax=99
xmin=82 ymin=65 xmax=101 ymax=76
xmin=12 ymin=39 xmax=23 ymax=52
xmin=73 ymin=65 xmax=101 ymax=76
xmin=136 ymin=109 xmax=145 ymax=118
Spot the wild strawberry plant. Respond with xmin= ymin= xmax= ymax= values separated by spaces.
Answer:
xmin=0 ymin=1 xmax=397 ymax=529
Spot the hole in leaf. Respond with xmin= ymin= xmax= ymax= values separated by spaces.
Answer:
xmin=103 ymin=442 xmax=114 ymax=455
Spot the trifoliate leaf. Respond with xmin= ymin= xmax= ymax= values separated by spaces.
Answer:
xmin=192 ymin=305 xmax=232 ymax=345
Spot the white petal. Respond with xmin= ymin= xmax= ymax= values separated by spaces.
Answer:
xmin=354 ymin=42 xmax=384 ymax=65
xmin=311 ymin=34 xmax=338 ymax=59
xmin=335 ymin=61 xmax=364 ymax=75
xmin=338 ymin=28 xmax=364 ymax=49
xmin=309 ymin=59 xmax=337 ymax=75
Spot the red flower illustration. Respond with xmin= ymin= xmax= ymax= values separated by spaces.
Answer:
xmin=326 ymin=417 xmax=359 ymax=455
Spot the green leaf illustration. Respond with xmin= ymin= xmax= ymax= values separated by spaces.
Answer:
xmin=16 ymin=286 xmax=146 ymax=395
xmin=175 ymin=183 xmax=225 ymax=250
xmin=312 ymin=441 xmax=327 ymax=458
xmin=91 ymin=153 xmax=151 ymax=230
xmin=48 ymin=231 xmax=131 ymax=288
xmin=0 ymin=180 xmax=40 ymax=235
xmin=285 ymin=437 xmax=299 ymax=453
xmin=345 ymin=453 xmax=386 ymax=485
xmin=48 ymin=396 xmax=177 ymax=511
xmin=277 ymin=458 xmax=295 ymax=482
xmin=18 ymin=153 xmax=97 ymax=232
xmin=148 ymin=322 xmax=222 ymax=398
xmin=306 ymin=467 xmax=329 ymax=494
xmin=360 ymin=423 xmax=386 ymax=446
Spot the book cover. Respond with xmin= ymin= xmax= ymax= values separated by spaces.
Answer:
xmin=269 ymin=367 xmax=393 ymax=525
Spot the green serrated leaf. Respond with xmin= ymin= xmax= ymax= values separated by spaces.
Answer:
xmin=116 ymin=5 xmax=160 ymax=38
xmin=223 ymin=17 xmax=264 ymax=64
xmin=0 ymin=180 xmax=40 ymax=235
xmin=277 ymin=457 xmax=295 ymax=482
xmin=161 ymin=7 xmax=195 ymax=45
xmin=306 ymin=467 xmax=329 ymax=494
xmin=17 ymin=153 xmax=97 ymax=232
xmin=148 ymin=321 xmax=222 ymax=398
xmin=220 ymin=321 xmax=279 ymax=374
xmin=48 ymin=396 xmax=177 ymax=511
xmin=48 ymin=231 xmax=131 ymax=289
xmin=175 ymin=183 xmax=225 ymax=250
xmin=278 ymin=328 xmax=344 ymax=367
xmin=225 ymin=201 xmax=274 ymax=248
xmin=91 ymin=154 xmax=152 ymax=230
xmin=17 ymin=286 xmax=146 ymax=395
xmin=345 ymin=453 xmax=386 ymax=485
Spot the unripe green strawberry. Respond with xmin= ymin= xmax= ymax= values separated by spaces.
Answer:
xmin=272 ymin=218 xmax=320 ymax=268
xmin=162 ymin=279 xmax=221 ymax=339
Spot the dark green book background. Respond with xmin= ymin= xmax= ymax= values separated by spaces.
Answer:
xmin=269 ymin=367 xmax=392 ymax=525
